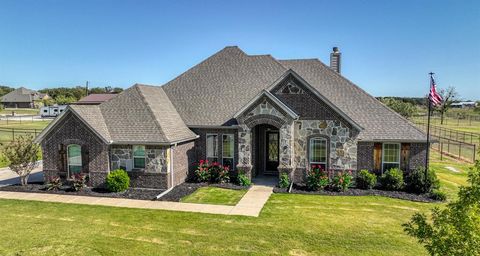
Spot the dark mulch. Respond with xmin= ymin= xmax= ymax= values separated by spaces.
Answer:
xmin=156 ymin=182 xmax=250 ymax=202
xmin=0 ymin=182 xmax=162 ymax=201
xmin=273 ymin=184 xmax=438 ymax=203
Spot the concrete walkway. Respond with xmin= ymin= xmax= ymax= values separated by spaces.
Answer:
xmin=0 ymin=182 xmax=274 ymax=217
xmin=0 ymin=162 xmax=43 ymax=187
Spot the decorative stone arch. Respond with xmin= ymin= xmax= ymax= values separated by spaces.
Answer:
xmin=243 ymin=114 xmax=286 ymax=129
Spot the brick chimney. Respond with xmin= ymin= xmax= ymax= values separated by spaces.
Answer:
xmin=330 ymin=47 xmax=341 ymax=73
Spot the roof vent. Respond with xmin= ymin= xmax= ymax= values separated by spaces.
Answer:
xmin=330 ymin=47 xmax=341 ymax=73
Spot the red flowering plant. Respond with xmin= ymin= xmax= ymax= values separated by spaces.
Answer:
xmin=210 ymin=162 xmax=230 ymax=183
xmin=194 ymin=159 xmax=211 ymax=182
xmin=330 ymin=170 xmax=353 ymax=192
xmin=306 ymin=165 xmax=329 ymax=191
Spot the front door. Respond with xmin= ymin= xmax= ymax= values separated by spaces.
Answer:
xmin=265 ymin=131 xmax=279 ymax=175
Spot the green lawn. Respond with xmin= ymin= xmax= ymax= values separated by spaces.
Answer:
xmin=429 ymin=151 xmax=470 ymax=200
xmin=0 ymin=108 xmax=39 ymax=115
xmin=0 ymin=120 xmax=51 ymax=130
xmin=180 ymin=187 xmax=247 ymax=205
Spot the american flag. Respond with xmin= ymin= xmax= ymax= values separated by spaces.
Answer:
xmin=429 ymin=75 xmax=443 ymax=106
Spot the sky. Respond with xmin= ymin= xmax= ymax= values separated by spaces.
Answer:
xmin=0 ymin=0 xmax=479 ymax=99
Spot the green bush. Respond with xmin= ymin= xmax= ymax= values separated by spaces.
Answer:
xmin=209 ymin=163 xmax=230 ymax=183
xmin=306 ymin=165 xmax=329 ymax=191
xmin=380 ymin=168 xmax=404 ymax=191
xmin=237 ymin=174 xmax=251 ymax=186
xmin=428 ymin=189 xmax=447 ymax=201
xmin=106 ymin=169 xmax=130 ymax=192
xmin=356 ymin=169 xmax=377 ymax=190
xmin=278 ymin=173 xmax=290 ymax=188
xmin=194 ymin=160 xmax=211 ymax=182
xmin=404 ymin=166 xmax=440 ymax=194
xmin=330 ymin=171 xmax=353 ymax=192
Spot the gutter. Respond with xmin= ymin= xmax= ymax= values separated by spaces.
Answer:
xmin=155 ymin=142 xmax=177 ymax=200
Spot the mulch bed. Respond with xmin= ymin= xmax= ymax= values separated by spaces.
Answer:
xmin=273 ymin=184 xmax=439 ymax=203
xmin=0 ymin=182 xmax=162 ymax=201
xmin=156 ymin=182 xmax=250 ymax=202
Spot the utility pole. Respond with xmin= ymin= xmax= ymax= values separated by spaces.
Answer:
xmin=85 ymin=81 xmax=89 ymax=96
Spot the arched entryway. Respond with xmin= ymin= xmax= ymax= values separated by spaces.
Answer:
xmin=252 ymin=124 xmax=279 ymax=177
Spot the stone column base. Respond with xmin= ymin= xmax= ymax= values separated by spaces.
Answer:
xmin=236 ymin=164 xmax=253 ymax=180
xmin=277 ymin=166 xmax=294 ymax=180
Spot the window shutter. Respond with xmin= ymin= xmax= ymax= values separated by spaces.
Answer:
xmin=81 ymin=145 xmax=89 ymax=173
xmin=58 ymin=144 xmax=65 ymax=172
xmin=373 ymin=143 xmax=382 ymax=171
xmin=401 ymin=143 xmax=410 ymax=171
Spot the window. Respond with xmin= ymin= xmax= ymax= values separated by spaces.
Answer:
xmin=206 ymin=134 xmax=218 ymax=163
xmin=309 ymin=138 xmax=327 ymax=170
xmin=222 ymin=134 xmax=234 ymax=169
xmin=382 ymin=143 xmax=400 ymax=171
xmin=133 ymin=145 xmax=146 ymax=169
xmin=67 ymin=144 xmax=82 ymax=176
xmin=43 ymin=109 xmax=48 ymax=113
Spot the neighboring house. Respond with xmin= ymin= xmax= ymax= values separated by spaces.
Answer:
xmin=1 ymin=87 xmax=50 ymax=108
xmin=451 ymin=101 xmax=478 ymax=109
xmin=36 ymin=46 xmax=428 ymax=190
xmin=75 ymin=93 xmax=118 ymax=105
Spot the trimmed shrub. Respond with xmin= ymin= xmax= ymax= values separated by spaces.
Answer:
xmin=330 ymin=170 xmax=353 ymax=192
xmin=428 ymin=189 xmax=447 ymax=201
xmin=306 ymin=165 xmax=329 ymax=191
xmin=404 ymin=166 xmax=440 ymax=194
xmin=195 ymin=160 xmax=211 ymax=182
xmin=71 ymin=173 xmax=87 ymax=192
xmin=356 ymin=169 xmax=377 ymax=190
xmin=380 ymin=168 xmax=404 ymax=191
xmin=106 ymin=169 xmax=130 ymax=192
xmin=278 ymin=173 xmax=290 ymax=188
xmin=237 ymin=174 xmax=251 ymax=186
xmin=46 ymin=176 xmax=62 ymax=191
xmin=209 ymin=163 xmax=230 ymax=183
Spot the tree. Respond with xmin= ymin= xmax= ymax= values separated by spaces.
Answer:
xmin=381 ymin=98 xmax=417 ymax=119
xmin=54 ymin=95 xmax=77 ymax=105
xmin=403 ymin=159 xmax=480 ymax=256
xmin=3 ymin=135 xmax=40 ymax=186
xmin=435 ymin=87 xmax=458 ymax=124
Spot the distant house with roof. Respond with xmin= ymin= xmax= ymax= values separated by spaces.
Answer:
xmin=75 ymin=94 xmax=118 ymax=105
xmin=36 ymin=46 xmax=428 ymax=191
xmin=1 ymin=87 xmax=49 ymax=108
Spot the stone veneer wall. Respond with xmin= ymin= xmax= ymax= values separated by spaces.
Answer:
xmin=41 ymin=112 xmax=109 ymax=187
xmin=110 ymin=145 xmax=170 ymax=189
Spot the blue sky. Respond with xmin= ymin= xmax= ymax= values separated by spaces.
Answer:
xmin=1 ymin=0 xmax=479 ymax=99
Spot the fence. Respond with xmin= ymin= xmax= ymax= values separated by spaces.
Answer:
xmin=413 ymin=113 xmax=480 ymax=127
xmin=413 ymin=121 xmax=478 ymax=162
xmin=0 ymin=115 xmax=40 ymax=125
xmin=0 ymin=127 xmax=42 ymax=144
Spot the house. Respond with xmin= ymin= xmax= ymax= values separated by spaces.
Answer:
xmin=1 ymin=87 xmax=50 ymax=108
xmin=451 ymin=101 xmax=478 ymax=109
xmin=35 ymin=46 xmax=428 ymax=190
xmin=75 ymin=93 xmax=118 ymax=105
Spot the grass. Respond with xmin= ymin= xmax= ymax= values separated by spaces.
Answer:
xmin=0 ymin=108 xmax=39 ymax=115
xmin=0 ymin=195 xmax=434 ymax=255
xmin=429 ymin=150 xmax=470 ymax=200
xmin=0 ymin=120 xmax=51 ymax=130
xmin=180 ymin=187 xmax=247 ymax=205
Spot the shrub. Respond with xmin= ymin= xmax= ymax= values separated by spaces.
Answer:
xmin=106 ymin=169 xmax=130 ymax=192
xmin=330 ymin=170 xmax=353 ymax=192
xmin=71 ymin=173 xmax=87 ymax=192
xmin=356 ymin=169 xmax=377 ymax=189
xmin=380 ymin=168 xmax=404 ymax=191
xmin=237 ymin=173 xmax=251 ymax=186
xmin=404 ymin=166 xmax=440 ymax=194
xmin=428 ymin=189 xmax=447 ymax=201
xmin=278 ymin=173 xmax=290 ymax=188
xmin=46 ymin=176 xmax=62 ymax=191
xmin=209 ymin=163 xmax=230 ymax=183
xmin=306 ymin=165 xmax=329 ymax=191
xmin=194 ymin=160 xmax=211 ymax=182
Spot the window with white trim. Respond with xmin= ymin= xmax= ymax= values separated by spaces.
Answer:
xmin=382 ymin=143 xmax=400 ymax=171
xmin=309 ymin=138 xmax=327 ymax=170
xmin=206 ymin=134 xmax=218 ymax=163
xmin=133 ymin=145 xmax=146 ymax=169
xmin=222 ymin=134 xmax=234 ymax=169
xmin=67 ymin=144 xmax=82 ymax=176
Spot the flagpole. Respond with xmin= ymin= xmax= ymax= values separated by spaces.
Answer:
xmin=425 ymin=72 xmax=434 ymax=179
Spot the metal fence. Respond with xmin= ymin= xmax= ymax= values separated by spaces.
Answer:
xmin=0 ymin=115 xmax=40 ymax=124
xmin=414 ymin=121 xmax=480 ymax=146
xmin=0 ymin=127 xmax=41 ymax=144
xmin=413 ymin=113 xmax=480 ymax=127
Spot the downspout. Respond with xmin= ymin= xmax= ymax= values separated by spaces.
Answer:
xmin=156 ymin=144 xmax=177 ymax=199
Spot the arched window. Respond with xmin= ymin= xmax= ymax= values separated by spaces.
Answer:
xmin=67 ymin=144 xmax=82 ymax=175
xmin=309 ymin=137 xmax=328 ymax=170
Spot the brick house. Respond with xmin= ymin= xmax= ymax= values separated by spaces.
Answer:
xmin=1 ymin=87 xmax=49 ymax=108
xmin=35 ymin=46 xmax=428 ymax=190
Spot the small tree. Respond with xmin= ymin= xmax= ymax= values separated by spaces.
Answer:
xmin=3 ymin=135 xmax=40 ymax=186
xmin=435 ymin=86 xmax=458 ymax=124
xmin=403 ymin=159 xmax=480 ymax=255
xmin=381 ymin=98 xmax=417 ymax=119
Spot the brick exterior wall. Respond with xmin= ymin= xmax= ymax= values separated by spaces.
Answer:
xmin=41 ymin=112 xmax=109 ymax=187
xmin=409 ymin=143 xmax=428 ymax=171
xmin=172 ymin=140 xmax=195 ymax=186
xmin=357 ymin=142 xmax=374 ymax=171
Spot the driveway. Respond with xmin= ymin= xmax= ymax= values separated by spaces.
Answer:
xmin=0 ymin=161 xmax=43 ymax=186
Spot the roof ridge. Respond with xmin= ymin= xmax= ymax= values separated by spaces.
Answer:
xmin=134 ymin=85 xmax=168 ymax=140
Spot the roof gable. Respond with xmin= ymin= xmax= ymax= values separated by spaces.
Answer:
xmin=233 ymin=90 xmax=299 ymax=120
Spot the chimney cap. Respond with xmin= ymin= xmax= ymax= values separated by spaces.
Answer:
xmin=333 ymin=47 xmax=339 ymax=53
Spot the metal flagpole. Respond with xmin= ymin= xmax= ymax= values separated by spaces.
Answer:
xmin=425 ymin=72 xmax=434 ymax=179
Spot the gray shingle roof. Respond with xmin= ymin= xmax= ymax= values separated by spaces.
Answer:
xmin=1 ymin=87 xmax=41 ymax=103
xmin=163 ymin=46 xmax=427 ymax=141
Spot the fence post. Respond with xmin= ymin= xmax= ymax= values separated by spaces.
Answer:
xmin=474 ymin=144 xmax=476 ymax=162
xmin=440 ymin=142 xmax=443 ymax=160
xmin=459 ymin=143 xmax=462 ymax=159
xmin=12 ymin=128 xmax=14 ymax=141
